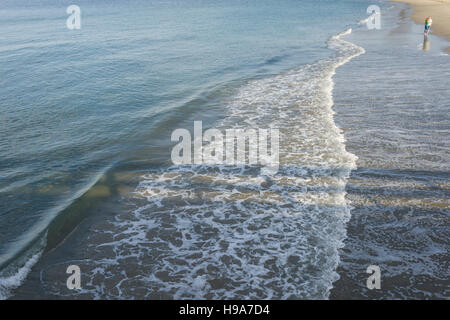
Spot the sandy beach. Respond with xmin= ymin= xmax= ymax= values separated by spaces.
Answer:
xmin=393 ymin=0 xmax=450 ymax=51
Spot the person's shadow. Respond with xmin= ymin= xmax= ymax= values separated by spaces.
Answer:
xmin=423 ymin=35 xmax=430 ymax=51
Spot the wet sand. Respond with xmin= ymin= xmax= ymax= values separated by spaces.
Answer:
xmin=393 ymin=0 xmax=450 ymax=51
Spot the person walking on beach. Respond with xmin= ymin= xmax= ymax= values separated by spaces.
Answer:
xmin=424 ymin=16 xmax=432 ymax=37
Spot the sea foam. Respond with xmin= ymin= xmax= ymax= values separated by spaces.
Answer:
xmin=38 ymin=28 xmax=366 ymax=299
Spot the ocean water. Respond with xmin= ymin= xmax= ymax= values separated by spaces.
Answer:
xmin=0 ymin=0 xmax=448 ymax=299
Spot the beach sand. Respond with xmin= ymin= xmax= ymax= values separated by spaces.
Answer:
xmin=393 ymin=0 xmax=450 ymax=51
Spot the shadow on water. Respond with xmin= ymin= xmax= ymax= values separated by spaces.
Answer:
xmin=423 ymin=35 xmax=430 ymax=51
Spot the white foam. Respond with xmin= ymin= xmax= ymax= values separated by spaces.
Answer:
xmin=0 ymin=250 xmax=42 ymax=300
xmin=37 ymin=28 xmax=366 ymax=299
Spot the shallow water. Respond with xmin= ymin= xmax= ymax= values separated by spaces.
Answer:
xmin=331 ymin=4 xmax=450 ymax=299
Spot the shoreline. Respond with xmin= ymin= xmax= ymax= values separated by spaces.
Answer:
xmin=392 ymin=0 xmax=450 ymax=51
